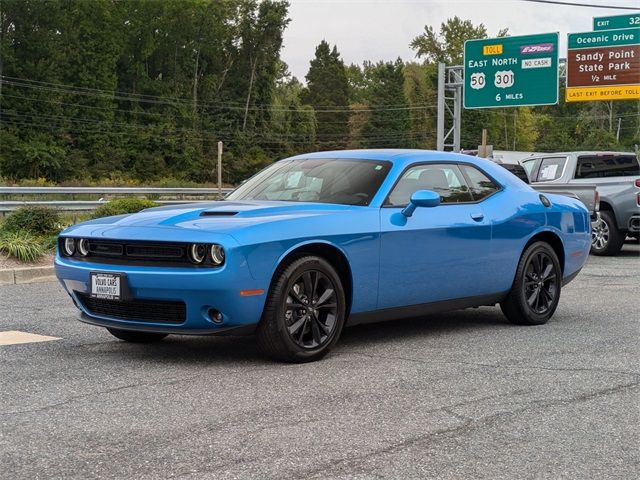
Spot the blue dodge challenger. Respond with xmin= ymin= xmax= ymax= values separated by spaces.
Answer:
xmin=56 ymin=150 xmax=591 ymax=362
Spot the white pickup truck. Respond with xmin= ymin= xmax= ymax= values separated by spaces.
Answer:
xmin=522 ymin=152 xmax=640 ymax=256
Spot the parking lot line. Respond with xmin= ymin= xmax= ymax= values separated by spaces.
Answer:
xmin=0 ymin=331 xmax=60 ymax=346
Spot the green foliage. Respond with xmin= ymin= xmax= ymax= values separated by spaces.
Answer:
xmin=360 ymin=59 xmax=410 ymax=148
xmin=0 ymin=231 xmax=45 ymax=263
xmin=2 ymin=207 xmax=62 ymax=236
xmin=410 ymin=16 xmax=490 ymax=65
xmin=302 ymin=41 xmax=351 ymax=150
xmin=91 ymin=198 xmax=158 ymax=219
xmin=0 ymin=0 xmax=291 ymax=185
xmin=1 ymin=3 xmax=638 ymax=186
xmin=40 ymin=233 xmax=61 ymax=252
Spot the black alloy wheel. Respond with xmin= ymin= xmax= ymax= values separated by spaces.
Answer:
xmin=523 ymin=251 xmax=558 ymax=315
xmin=500 ymin=241 xmax=562 ymax=326
xmin=256 ymin=255 xmax=346 ymax=362
xmin=284 ymin=270 xmax=338 ymax=349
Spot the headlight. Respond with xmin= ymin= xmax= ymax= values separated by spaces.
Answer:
xmin=63 ymin=238 xmax=76 ymax=256
xmin=189 ymin=244 xmax=207 ymax=264
xmin=77 ymin=238 xmax=89 ymax=257
xmin=210 ymin=244 xmax=225 ymax=265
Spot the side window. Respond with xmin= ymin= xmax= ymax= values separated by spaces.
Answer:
xmin=386 ymin=164 xmax=473 ymax=206
xmin=536 ymin=157 xmax=566 ymax=182
xmin=575 ymin=154 xmax=640 ymax=178
xmin=522 ymin=159 xmax=538 ymax=177
xmin=460 ymin=165 xmax=501 ymax=201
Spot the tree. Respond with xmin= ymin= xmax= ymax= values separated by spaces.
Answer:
xmin=302 ymin=41 xmax=350 ymax=151
xmin=410 ymin=16 xmax=497 ymax=65
xmin=359 ymin=59 xmax=410 ymax=149
xmin=403 ymin=62 xmax=436 ymax=149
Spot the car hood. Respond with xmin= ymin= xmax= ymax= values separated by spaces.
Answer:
xmin=63 ymin=201 xmax=360 ymax=238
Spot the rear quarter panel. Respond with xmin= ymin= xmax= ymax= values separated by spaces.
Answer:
xmin=489 ymin=189 xmax=590 ymax=292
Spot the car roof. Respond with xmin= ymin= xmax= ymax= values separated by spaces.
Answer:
xmin=523 ymin=151 xmax=635 ymax=157
xmin=287 ymin=149 xmax=481 ymax=166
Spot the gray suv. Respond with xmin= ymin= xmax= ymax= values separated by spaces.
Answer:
xmin=522 ymin=152 xmax=640 ymax=256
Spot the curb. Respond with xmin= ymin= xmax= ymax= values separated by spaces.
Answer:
xmin=0 ymin=266 xmax=56 ymax=286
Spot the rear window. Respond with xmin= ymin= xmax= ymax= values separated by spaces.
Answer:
xmin=575 ymin=154 xmax=640 ymax=179
xmin=537 ymin=157 xmax=566 ymax=181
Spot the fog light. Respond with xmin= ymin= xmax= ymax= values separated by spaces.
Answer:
xmin=208 ymin=309 xmax=223 ymax=324
xmin=210 ymin=244 xmax=225 ymax=265
xmin=77 ymin=238 xmax=89 ymax=257
xmin=189 ymin=244 xmax=207 ymax=264
xmin=63 ymin=238 xmax=76 ymax=256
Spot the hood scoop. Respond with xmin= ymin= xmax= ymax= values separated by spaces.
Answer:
xmin=199 ymin=211 xmax=239 ymax=217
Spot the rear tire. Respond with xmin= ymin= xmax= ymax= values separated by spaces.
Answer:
xmin=107 ymin=328 xmax=168 ymax=343
xmin=591 ymin=210 xmax=624 ymax=256
xmin=256 ymin=255 xmax=346 ymax=363
xmin=500 ymin=241 xmax=562 ymax=326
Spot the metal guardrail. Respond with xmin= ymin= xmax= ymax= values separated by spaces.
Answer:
xmin=0 ymin=186 xmax=235 ymax=213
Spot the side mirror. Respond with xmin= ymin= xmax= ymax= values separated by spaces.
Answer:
xmin=401 ymin=190 xmax=440 ymax=217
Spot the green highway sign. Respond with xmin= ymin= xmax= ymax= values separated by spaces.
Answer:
xmin=566 ymin=27 xmax=640 ymax=103
xmin=568 ymin=28 xmax=639 ymax=49
xmin=463 ymin=33 xmax=559 ymax=109
xmin=593 ymin=13 xmax=640 ymax=31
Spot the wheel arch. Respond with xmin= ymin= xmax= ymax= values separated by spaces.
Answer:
xmin=272 ymin=241 xmax=354 ymax=316
xmin=598 ymin=200 xmax=618 ymax=228
xmin=524 ymin=230 xmax=565 ymax=274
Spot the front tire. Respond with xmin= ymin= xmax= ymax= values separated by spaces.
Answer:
xmin=500 ymin=242 xmax=562 ymax=326
xmin=107 ymin=328 xmax=168 ymax=343
xmin=591 ymin=210 xmax=624 ymax=256
xmin=256 ymin=255 xmax=346 ymax=363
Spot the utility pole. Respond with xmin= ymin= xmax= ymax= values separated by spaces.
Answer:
xmin=217 ymin=141 xmax=223 ymax=198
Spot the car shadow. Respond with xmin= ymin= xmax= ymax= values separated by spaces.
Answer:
xmin=75 ymin=307 xmax=509 ymax=366
xmin=618 ymin=245 xmax=640 ymax=256
xmin=340 ymin=307 xmax=509 ymax=348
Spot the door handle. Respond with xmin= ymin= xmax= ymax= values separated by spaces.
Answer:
xmin=470 ymin=212 xmax=484 ymax=221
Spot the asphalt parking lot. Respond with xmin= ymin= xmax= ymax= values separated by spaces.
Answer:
xmin=1 ymin=244 xmax=638 ymax=480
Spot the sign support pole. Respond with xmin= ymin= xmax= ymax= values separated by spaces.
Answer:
xmin=436 ymin=63 xmax=463 ymax=152
xmin=453 ymin=79 xmax=462 ymax=153
xmin=217 ymin=141 xmax=223 ymax=198
xmin=437 ymin=63 xmax=445 ymax=151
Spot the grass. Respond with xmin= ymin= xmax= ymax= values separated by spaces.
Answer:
xmin=0 ymin=230 xmax=46 ymax=263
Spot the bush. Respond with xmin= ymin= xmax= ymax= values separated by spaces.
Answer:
xmin=2 ymin=206 xmax=61 ymax=235
xmin=91 ymin=198 xmax=158 ymax=219
xmin=0 ymin=230 xmax=45 ymax=262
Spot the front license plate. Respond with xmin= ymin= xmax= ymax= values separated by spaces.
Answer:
xmin=90 ymin=272 xmax=122 ymax=300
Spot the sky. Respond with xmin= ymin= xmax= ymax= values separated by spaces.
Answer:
xmin=281 ymin=0 xmax=638 ymax=80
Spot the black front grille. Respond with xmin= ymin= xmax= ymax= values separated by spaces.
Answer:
xmin=77 ymin=293 xmax=186 ymax=324
xmin=125 ymin=244 xmax=184 ymax=259
xmin=62 ymin=238 xmax=198 ymax=266
xmin=89 ymin=242 xmax=123 ymax=256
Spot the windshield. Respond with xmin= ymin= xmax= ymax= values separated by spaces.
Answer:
xmin=226 ymin=158 xmax=392 ymax=206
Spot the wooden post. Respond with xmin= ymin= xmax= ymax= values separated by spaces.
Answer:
xmin=217 ymin=141 xmax=223 ymax=198
xmin=480 ymin=129 xmax=488 ymax=158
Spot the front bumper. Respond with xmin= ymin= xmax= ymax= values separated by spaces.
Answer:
xmin=55 ymin=253 xmax=268 ymax=335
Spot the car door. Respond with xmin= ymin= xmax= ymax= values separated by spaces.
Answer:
xmin=377 ymin=163 xmax=494 ymax=309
